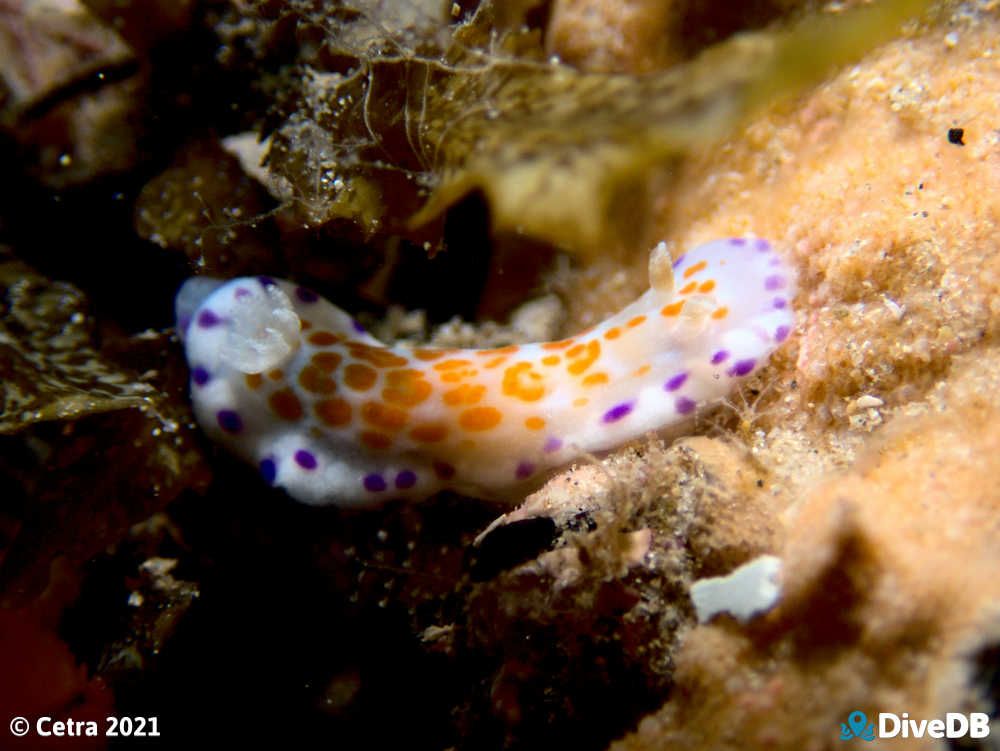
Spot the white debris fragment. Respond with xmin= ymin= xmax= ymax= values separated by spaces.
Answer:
xmin=882 ymin=294 xmax=905 ymax=322
xmin=854 ymin=394 xmax=884 ymax=409
xmin=220 ymin=131 xmax=294 ymax=202
xmin=690 ymin=554 xmax=783 ymax=624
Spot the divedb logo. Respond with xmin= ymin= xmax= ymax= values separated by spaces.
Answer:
xmin=840 ymin=710 xmax=991 ymax=741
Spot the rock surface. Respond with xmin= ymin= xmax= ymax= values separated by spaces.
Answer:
xmin=541 ymin=2 xmax=1000 ymax=748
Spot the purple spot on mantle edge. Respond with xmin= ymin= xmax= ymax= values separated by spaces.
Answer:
xmin=775 ymin=325 xmax=790 ymax=342
xmin=730 ymin=237 xmax=747 ymax=246
xmin=296 ymin=286 xmax=319 ymax=303
xmin=352 ymin=320 xmax=367 ymax=334
xmin=259 ymin=458 xmax=277 ymax=484
xmin=544 ymin=437 xmax=563 ymax=453
xmin=675 ymin=396 xmax=696 ymax=414
xmin=755 ymin=238 xmax=771 ymax=251
xmin=235 ymin=287 xmax=252 ymax=299
xmin=258 ymin=276 xmax=277 ymax=288
xmin=711 ymin=350 xmax=730 ymax=364
xmin=764 ymin=274 xmax=787 ymax=291
xmin=515 ymin=461 xmax=536 ymax=479
xmin=773 ymin=297 xmax=787 ymax=309
xmin=728 ymin=358 xmax=756 ymax=377
xmin=665 ymin=372 xmax=688 ymax=391
xmin=295 ymin=449 xmax=317 ymax=470
xmin=364 ymin=473 xmax=387 ymax=492
xmin=672 ymin=253 xmax=686 ymax=268
xmin=197 ymin=309 xmax=221 ymax=328
xmin=603 ymin=402 xmax=634 ymax=423
xmin=217 ymin=409 xmax=243 ymax=434
xmin=192 ymin=366 xmax=211 ymax=386
xmin=395 ymin=470 xmax=417 ymax=489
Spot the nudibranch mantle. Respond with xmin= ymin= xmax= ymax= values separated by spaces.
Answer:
xmin=176 ymin=238 xmax=795 ymax=507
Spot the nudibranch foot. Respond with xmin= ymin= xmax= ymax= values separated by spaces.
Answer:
xmin=177 ymin=237 xmax=796 ymax=506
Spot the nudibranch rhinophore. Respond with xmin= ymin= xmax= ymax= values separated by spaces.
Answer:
xmin=176 ymin=238 xmax=795 ymax=507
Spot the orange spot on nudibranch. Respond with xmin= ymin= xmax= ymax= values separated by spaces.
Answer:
xmin=478 ymin=345 xmax=519 ymax=356
xmin=382 ymin=369 xmax=432 ymax=407
xmin=245 ymin=373 xmax=263 ymax=390
xmin=566 ymin=340 xmax=600 ymax=375
xmin=542 ymin=339 xmax=575 ymax=350
xmin=360 ymin=431 xmax=392 ymax=450
xmin=443 ymin=384 xmax=486 ymax=405
xmin=347 ymin=343 xmax=408 ymax=368
xmin=502 ymin=362 xmax=545 ymax=401
xmin=267 ymin=369 xmax=284 ymax=381
xmin=483 ymin=356 xmax=508 ymax=369
xmin=300 ymin=320 xmax=313 ymax=330
xmin=269 ymin=388 xmax=303 ymax=420
xmin=433 ymin=359 xmax=473 ymax=371
xmin=315 ymin=398 xmax=352 ymax=426
xmin=459 ymin=406 xmax=502 ymax=431
xmin=627 ymin=316 xmax=646 ymax=328
xmin=603 ymin=328 xmax=621 ymax=340
xmin=525 ymin=416 xmax=545 ymax=430
xmin=412 ymin=349 xmax=450 ymax=361
xmin=311 ymin=352 xmax=342 ymax=372
xmin=683 ymin=260 xmax=707 ymax=278
xmin=573 ymin=397 xmax=589 ymax=407
xmin=343 ymin=363 xmax=377 ymax=391
xmin=582 ymin=372 xmax=609 ymax=386
xmin=360 ymin=401 xmax=407 ymax=431
xmin=711 ymin=306 xmax=729 ymax=319
xmin=298 ymin=365 xmax=337 ymax=394
xmin=410 ymin=423 xmax=448 ymax=443
xmin=698 ymin=279 xmax=716 ymax=293
xmin=308 ymin=331 xmax=340 ymax=346
xmin=541 ymin=355 xmax=560 ymax=366
xmin=661 ymin=300 xmax=685 ymax=317
xmin=434 ymin=358 xmax=479 ymax=382
xmin=566 ymin=344 xmax=584 ymax=358
xmin=632 ymin=365 xmax=651 ymax=376
xmin=679 ymin=282 xmax=697 ymax=294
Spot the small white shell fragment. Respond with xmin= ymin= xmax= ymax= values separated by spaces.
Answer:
xmin=882 ymin=294 xmax=905 ymax=321
xmin=690 ymin=554 xmax=783 ymax=624
xmin=855 ymin=394 xmax=884 ymax=409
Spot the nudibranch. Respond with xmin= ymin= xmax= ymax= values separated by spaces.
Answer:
xmin=176 ymin=238 xmax=795 ymax=507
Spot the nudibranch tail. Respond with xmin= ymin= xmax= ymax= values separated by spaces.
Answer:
xmin=177 ymin=237 xmax=795 ymax=507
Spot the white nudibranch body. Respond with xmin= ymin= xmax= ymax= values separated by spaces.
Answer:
xmin=176 ymin=238 xmax=795 ymax=507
